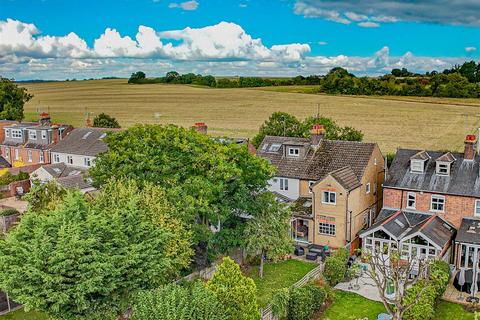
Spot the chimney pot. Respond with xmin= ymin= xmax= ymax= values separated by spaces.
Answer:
xmin=39 ymin=112 xmax=51 ymax=126
xmin=193 ymin=122 xmax=208 ymax=134
xmin=311 ymin=124 xmax=326 ymax=146
xmin=464 ymin=134 xmax=477 ymax=160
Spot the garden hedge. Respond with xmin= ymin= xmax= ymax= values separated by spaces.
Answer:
xmin=323 ymin=248 xmax=349 ymax=286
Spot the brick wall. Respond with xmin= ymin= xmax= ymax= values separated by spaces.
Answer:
xmin=383 ymin=187 xmax=477 ymax=228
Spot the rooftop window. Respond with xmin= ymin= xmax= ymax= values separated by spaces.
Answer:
xmin=268 ymin=143 xmax=281 ymax=152
xmin=410 ymin=159 xmax=425 ymax=173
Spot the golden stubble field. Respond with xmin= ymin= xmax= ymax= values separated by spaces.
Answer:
xmin=22 ymin=79 xmax=480 ymax=153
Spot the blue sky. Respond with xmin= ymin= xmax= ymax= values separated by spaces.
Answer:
xmin=1 ymin=0 xmax=479 ymax=79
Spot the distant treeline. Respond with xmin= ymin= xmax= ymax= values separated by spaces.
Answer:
xmin=128 ymin=60 xmax=480 ymax=98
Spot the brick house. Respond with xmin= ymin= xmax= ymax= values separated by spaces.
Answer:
xmin=0 ymin=113 xmax=72 ymax=167
xmin=257 ymin=125 xmax=385 ymax=251
xmin=361 ymin=135 xmax=480 ymax=270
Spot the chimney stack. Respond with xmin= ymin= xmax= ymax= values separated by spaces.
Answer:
xmin=193 ymin=122 xmax=208 ymax=135
xmin=311 ymin=124 xmax=326 ymax=146
xmin=464 ymin=134 xmax=476 ymax=160
xmin=39 ymin=112 xmax=51 ymax=126
xmin=51 ymin=125 xmax=59 ymax=144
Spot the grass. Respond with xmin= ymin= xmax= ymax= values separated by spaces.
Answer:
xmin=246 ymin=259 xmax=317 ymax=307
xmin=22 ymin=79 xmax=480 ymax=153
xmin=0 ymin=309 xmax=48 ymax=320
xmin=318 ymin=290 xmax=477 ymax=320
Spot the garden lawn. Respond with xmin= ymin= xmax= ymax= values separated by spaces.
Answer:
xmin=0 ymin=309 xmax=48 ymax=320
xmin=246 ymin=259 xmax=317 ymax=307
xmin=319 ymin=290 xmax=476 ymax=320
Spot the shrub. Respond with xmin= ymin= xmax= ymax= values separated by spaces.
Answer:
xmin=131 ymin=282 xmax=226 ymax=320
xmin=287 ymin=283 xmax=326 ymax=320
xmin=323 ymin=248 xmax=349 ymax=286
xmin=0 ymin=172 xmax=29 ymax=186
xmin=0 ymin=208 xmax=19 ymax=217
xmin=403 ymin=260 xmax=450 ymax=320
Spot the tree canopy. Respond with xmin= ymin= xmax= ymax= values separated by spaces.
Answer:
xmin=244 ymin=192 xmax=293 ymax=277
xmin=252 ymin=112 xmax=364 ymax=148
xmin=0 ymin=180 xmax=192 ymax=319
xmin=89 ymin=124 xmax=274 ymax=265
xmin=128 ymin=71 xmax=146 ymax=83
xmin=0 ymin=78 xmax=32 ymax=121
xmin=206 ymin=257 xmax=260 ymax=320
xmin=93 ymin=113 xmax=121 ymax=128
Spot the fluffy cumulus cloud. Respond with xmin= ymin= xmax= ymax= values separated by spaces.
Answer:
xmin=294 ymin=0 xmax=480 ymax=26
xmin=0 ymin=18 xmax=470 ymax=80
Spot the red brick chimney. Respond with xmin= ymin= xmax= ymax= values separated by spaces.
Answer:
xmin=39 ymin=112 xmax=51 ymax=126
xmin=311 ymin=124 xmax=326 ymax=146
xmin=464 ymin=134 xmax=476 ymax=160
xmin=193 ymin=122 xmax=208 ymax=135
xmin=51 ymin=125 xmax=60 ymax=144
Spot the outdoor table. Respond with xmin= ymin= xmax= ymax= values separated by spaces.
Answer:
xmin=453 ymin=269 xmax=480 ymax=293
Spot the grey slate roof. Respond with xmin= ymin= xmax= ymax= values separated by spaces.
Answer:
xmin=385 ymin=149 xmax=480 ymax=197
xmin=436 ymin=152 xmax=456 ymax=163
xmin=50 ymin=128 xmax=110 ymax=157
xmin=361 ymin=209 xmax=455 ymax=249
xmin=410 ymin=150 xmax=431 ymax=161
xmin=0 ymin=156 xmax=10 ymax=169
xmin=257 ymin=136 xmax=376 ymax=181
xmin=41 ymin=163 xmax=86 ymax=178
xmin=455 ymin=217 xmax=480 ymax=245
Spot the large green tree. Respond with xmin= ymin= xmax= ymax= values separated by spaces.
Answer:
xmin=131 ymin=282 xmax=226 ymax=320
xmin=89 ymin=124 xmax=274 ymax=266
xmin=252 ymin=112 xmax=363 ymax=148
xmin=206 ymin=257 xmax=260 ymax=320
xmin=93 ymin=112 xmax=121 ymax=128
xmin=0 ymin=78 xmax=32 ymax=121
xmin=244 ymin=192 xmax=293 ymax=278
xmin=0 ymin=180 xmax=192 ymax=319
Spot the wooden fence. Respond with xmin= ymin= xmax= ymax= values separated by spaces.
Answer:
xmin=260 ymin=263 xmax=324 ymax=320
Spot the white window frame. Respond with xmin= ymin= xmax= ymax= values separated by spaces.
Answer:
xmin=430 ymin=195 xmax=445 ymax=212
xmin=53 ymin=154 xmax=60 ymax=163
xmin=5 ymin=148 xmax=9 ymax=159
xmin=14 ymin=148 xmax=19 ymax=160
xmin=27 ymin=150 xmax=32 ymax=162
xmin=41 ymin=130 xmax=47 ymax=140
xmin=475 ymin=200 xmax=480 ymax=217
xmin=410 ymin=160 xmax=424 ymax=173
xmin=279 ymin=178 xmax=289 ymax=191
xmin=28 ymin=130 xmax=37 ymax=140
xmin=366 ymin=183 xmax=371 ymax=194
xmin=288 ymin=147 xmax=300 ymax=157
xmin=407 ymin=192 xmax=416 ymax=210
xmin=5 ymin=129 xmax=9 ymax=138
xmin=318 ymin=216 xmax=336 ymax=236
xmin=322 ymin=191 xmax=336 ymax=205
xmin=39 ymin=152 xmax=44 ymax=163
xmin=11 ymin=129 xmax=22 ymax=139
xmin=84 ymin=157 xmax=91 ymax=167
xmin=436 ymin=162 xmax=450 ymax=176
xmin=67 ymin=155 xmax=73 ymax=165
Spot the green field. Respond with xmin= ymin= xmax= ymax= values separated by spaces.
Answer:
xmin=22 ymin=79 xmax=480 ymax=153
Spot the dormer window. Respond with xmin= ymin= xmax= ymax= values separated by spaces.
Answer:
xmin=436 ymin=162 xmax=450 ymax=175
xmin=410 ymin=160 xmax=425 ymax=173
xmin=288 ymin=147 xmax=300 ymax=157
xmin=29 ymin=130 xmax=37 ymax=140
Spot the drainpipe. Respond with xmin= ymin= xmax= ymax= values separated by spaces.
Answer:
xmin=345 ymin=191 xmax=351 ymax=245
xmin=312 ymin=189 xmax=316 ymax=245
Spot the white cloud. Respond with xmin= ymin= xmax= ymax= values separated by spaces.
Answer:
xmin=357 ymin=21 xmax=380 ymax=28
xmin=465 ymin=46 xmax=477 ymax=53
xmin=169 ymin=0 xmax=198 ymax=10
xmin=318 ymin=41 xmax=328 ymax=45
xmin=0 ymin=18 xmax=470 ymax=80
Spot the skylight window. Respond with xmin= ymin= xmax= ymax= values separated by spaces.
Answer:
xmin=261 ymin=143 xmax=269 ymax=151
xmin=394 ymin=219 xmax=405 ymax=228
xmin=268 ymin=143 xmax=281 ymax=152
xmin=82 ymin=132 xmax=92 ymax=140
xmin=99 ymin=133 xmax=107 ymax=140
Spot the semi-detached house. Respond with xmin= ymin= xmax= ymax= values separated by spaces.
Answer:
xmin=361 ymin=134 xmax=480 ymax=271
xmin=257 ymin=125 xmax=385 ymax=251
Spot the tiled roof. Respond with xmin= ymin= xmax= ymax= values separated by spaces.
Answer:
xmin=410 ymin=150 xmax=431 ymax=161
xmin=330 ymin=166 xmax=362 ymax=191
xmin=385 ymin=149 xmax=480 ymax=197
xmin=0 ymin=156 xmax=10 ymax=169
xmin=436 ymin=152 xmax=456 ymax=163
xmin=455 ymin=217 xmax=480 ymax=245
xmin=50 ymin=128 xmax=110 ymax=157
xmin=57 ymin=175 xmax=93 ymax=190
xmin=290 ymin=196 xmax=313 ymax=217
xmin=40 ymin=163 xmax=86 ymax=179
xmin=361 ymin=209 xmax=455 ymax=249
xmin=257 ymin=136 xmax=376 ymax=181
